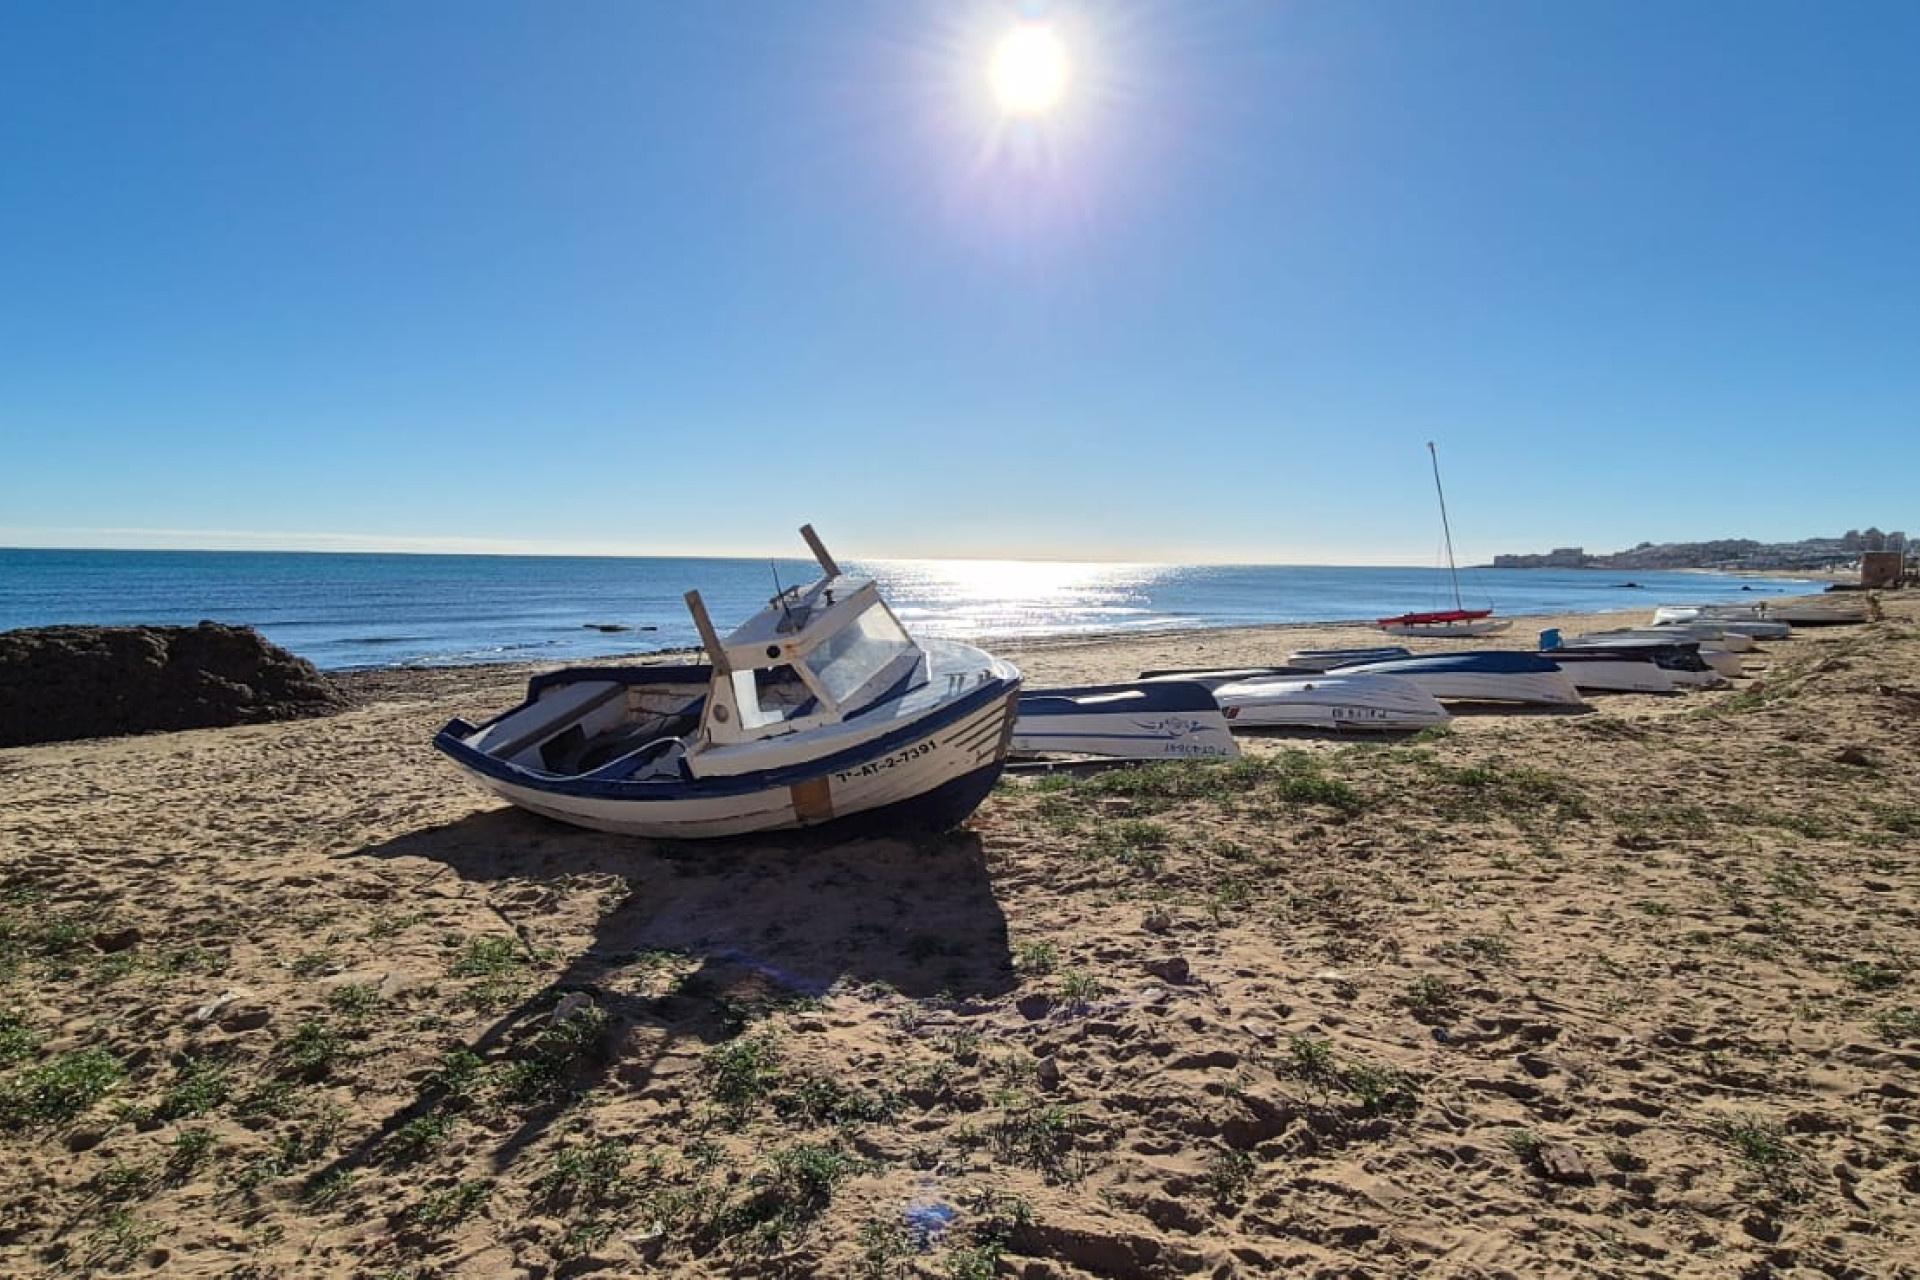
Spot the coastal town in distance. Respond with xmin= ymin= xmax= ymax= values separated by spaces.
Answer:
xmin=1490 ymin=527 xmax=1912 ymax=574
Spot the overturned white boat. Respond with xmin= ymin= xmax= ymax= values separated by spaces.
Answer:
xmin=1561 ymin=630 xmax=1745 ymax=677
xmin=1539 ymin=649 xmax=1679 ymax=694
xmin=433 ymin=527 xmax=1021 ymax=839
xmin=1549 ymin=635 xmax=1731 ymax=685
xmin=1210 ymin=672 xmax=1451 ymax=732
xmin=1649 ymin=605 xmax=1791 ymax=639
xmin=1761 ymin=598 xmax=1877 ymax=625
xmin=1330 ymin=651 xmax=1586 ymax=707
xmin=1011 ymin=681 xmax=1238 ymax=761
xmin=1286 ymin=645 xmax=1412 ymax=671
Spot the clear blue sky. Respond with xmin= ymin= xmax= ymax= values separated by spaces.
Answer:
xmin=3 ymin=1 xmax=1915 ymax=564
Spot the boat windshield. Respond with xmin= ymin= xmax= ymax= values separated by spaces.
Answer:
xmin=803 ymin=605 xmax=916 ymax=707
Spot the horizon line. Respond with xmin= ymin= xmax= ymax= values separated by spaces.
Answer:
xmin=0 ymin=527 xmax=1432 ymax=567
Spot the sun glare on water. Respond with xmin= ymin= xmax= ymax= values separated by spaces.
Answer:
xmin=989 ymin=24 xmax=1069 ymax=116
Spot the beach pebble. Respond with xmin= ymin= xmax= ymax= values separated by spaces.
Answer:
xmin=189 ymin=989 xmax=242 ymax=1024
xmin=217 ymin=1004 xmax=272 ymax=1033
xmin=1539 ymin=1143 xmax=1593 ymax=1184
xmin=92 ymin=926 xmax=141 ymax=953
xmin=1144 ymin=955 xmax=1191 ymax=984
xmin=1015 ymin=993 xmax=1053 ymax=1020
xmin=1142 ymin=910 xmax=1173 ymax=933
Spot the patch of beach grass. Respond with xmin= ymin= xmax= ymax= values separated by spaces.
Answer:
xmin=1712 ymin=1115 xmax=1804 ymax=1200
xmin=1013 ymin=940 xmax=1057 ymax=977
xmin=703 ymin=1032 xmax=783 ymax=1120
xmin=1056 ymin=969 xmax=1105 ymax=1009
xmin=401 ymin=1177 xmax=493 ymax=1235
xmin=1206 ymin=1146 xmax=1257 ymax=1210
xmin=0 ymin=1045 xmax=124 ymax=1128
xmin=157 ymin=1055 xmax=232 ymax=1120
xmin=1423 ymin=757 xmax=1591 ymax=826
xmin=535 ymin=1137 xmax=634 ymax=1211
xmin=1872 ymin=1007 xmax=1920 ymax=1043
xmin=708 ymin=1142 xmax=868 ymax=1255
xmin=991 ymin=1095 xmax=1077 ymax=1181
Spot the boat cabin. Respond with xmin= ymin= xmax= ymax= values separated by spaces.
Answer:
xmin=689 ymin=534 xmax=928 ymax=748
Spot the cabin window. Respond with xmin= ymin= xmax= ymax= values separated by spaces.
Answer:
xmin=728 ymin=664 xmax=814 ymax=731
xmin=804 ymin=606 xmax=914 ymax=706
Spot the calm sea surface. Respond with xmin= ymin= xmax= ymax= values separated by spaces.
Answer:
xmin=0 ymin=549 xmax=1824 ymax=671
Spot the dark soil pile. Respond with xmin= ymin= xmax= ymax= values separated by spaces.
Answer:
xmin=0 ymin=622 xmax=349 ymax=746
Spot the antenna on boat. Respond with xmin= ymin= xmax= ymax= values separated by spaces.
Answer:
xmin=769 ymin=558 xmax=798 ymax=631
xmin=1428 ymin=441 xmax=1465 ymax=612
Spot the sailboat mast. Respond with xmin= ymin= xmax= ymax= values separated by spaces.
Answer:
xmin=1427 ymin=441 xmax=1464 ymax=611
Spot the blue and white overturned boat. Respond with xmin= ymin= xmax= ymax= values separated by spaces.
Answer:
xmin=1330 ymin=651 xmax=1586 ymax=707
xmin=1011 ymin=681 xmax=1238 ymax=761
xmin=1559 ymin=630 xmax=1746 ymax=678
xmin=1210 ymin=672 xmax=1451 ymax=731
xmin=1139 ymin=666 xmax=1449 ymax=731
xmin=433 ymin=527 xmax=1021 ymax=839
xmin=1286 ymin=646 xmax=1413 ymax=672
xmin=1546 ymin=635 xmax=1729 ymax=687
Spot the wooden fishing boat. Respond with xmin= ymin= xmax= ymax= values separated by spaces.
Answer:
xmin=433 ymin=527 xmax=1021 ymax=838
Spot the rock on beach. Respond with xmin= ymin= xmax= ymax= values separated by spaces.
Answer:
xmin=0 ymin=622 xmax=349 ymax=747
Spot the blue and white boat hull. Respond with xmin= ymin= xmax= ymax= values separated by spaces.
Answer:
xmin=437 ymin=658 xmax=1018 ymax=839
xmin=1211 ymin=673 xmax=1451 ymax=731
xmin=1012 ymin=681 xmax=1238 ymax=761
xmin=1331 ymin=651 xmax=1586 ymax=707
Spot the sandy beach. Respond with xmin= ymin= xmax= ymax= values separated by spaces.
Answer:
xmin=3 ymin=595 xmax=1917 ymax=1277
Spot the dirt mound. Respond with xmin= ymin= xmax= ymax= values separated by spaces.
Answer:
xmin=0 ymin=622 xmax=348 ymax=746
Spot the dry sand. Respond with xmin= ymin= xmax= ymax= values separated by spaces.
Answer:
xmin=2 ymin=596 xmax=1918 ymax=1277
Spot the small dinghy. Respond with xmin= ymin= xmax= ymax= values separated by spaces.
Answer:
xmin=1330 ymin=651 xmax=1586 ymax=707
xmin=1011 ymin=681 xmax=1238 ymax=762
xmin=433 ymin=526 xmax=1022 ymax=839
xmin=1210 ymin=672 xmax=1451 ymax=732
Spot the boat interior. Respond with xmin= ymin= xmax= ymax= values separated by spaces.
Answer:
xmin=462 ymin=675 xmax=711 ymax=781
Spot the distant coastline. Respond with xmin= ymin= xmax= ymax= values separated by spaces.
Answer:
xmin=1485 ymin=529 xmax=1908 ymax=574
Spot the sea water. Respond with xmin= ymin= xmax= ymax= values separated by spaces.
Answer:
xmin=0 ymin=548 xmax=1823 ymax=672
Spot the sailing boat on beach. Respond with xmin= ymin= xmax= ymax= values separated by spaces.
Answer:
xmin=1377 ymin=442 xmax=1513 ymax=638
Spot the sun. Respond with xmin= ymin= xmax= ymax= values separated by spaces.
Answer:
xmin=989 ymin=24 xmax=1069 ymax=116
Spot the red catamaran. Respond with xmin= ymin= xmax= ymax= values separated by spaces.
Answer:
xmin=1377 ymin=442 xmax=1512 ymax=638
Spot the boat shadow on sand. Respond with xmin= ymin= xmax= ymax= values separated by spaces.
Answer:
xmin=310 ymin=808 xmax=1014 ymax=1190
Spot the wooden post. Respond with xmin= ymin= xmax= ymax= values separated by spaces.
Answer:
xmin=684 ymin=591 xmax=730 ymax=673
xmin=800 ymin=524 xmax=840 ymax=577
